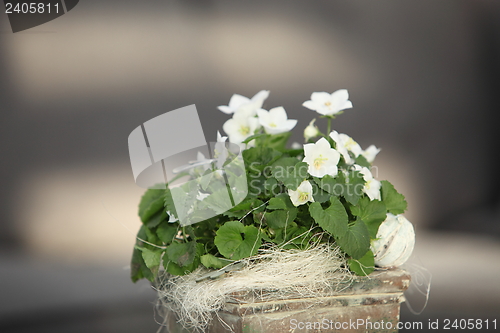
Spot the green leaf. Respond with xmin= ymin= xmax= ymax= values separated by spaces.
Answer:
xmin=348 ymin=249 xmax=375 ymax=276
xmin=265 ymin=209 xmax=297 ymax=229
xmin=144 ymin=225 xmax=161 ymax=245
xmin=156 ymin=221 xmax=178 ymax=244
xmin=145 ymin=209 xmax=167 ymax=228
xmin=200 ymin=188 xmax=234 ymax=213
xmin=225 ymin=198 xmax=264 ymax=218
xmin=256 ymin=132 xmax=291 ymax=151
xmin=138 ymin=189 xmax=165 ymax=223
xmin=163 ymin=188 xmax=178 ymax=217
xmin=164 ymin=243 xmax=204 ymax=276
xmin=267 ymin=193 xmax=294 ymax=210
xmin=241 ymin=133 xmax=266 ymax=144
xmin=381 ymin=180 xmax=407 ymax=214
xmin=273 ymin=224 xmax=313 ymax=249
xmin=336 ymin=219 xmax=371 ymax=259
xmin=343 ymin=170 xmax=365 ymax=205
xmin=313 ymin=171 xmax=364 ymax=205
xmin=200 ymin=254 xmax=228 ymax=269
xmin=135 ymin=246 xmax=162 ymax=276
xmin=309 ymin=197 xmax=349 ymax=238
xmin=131 ymin=245 xmax=152 ymax=282
xmin=351 ymin=197 xmax=387 ymax=238
xmin=271 ymin=160 xmax=308 ymax=191
xmin=214 ymin=221 xmax=261 ymax=260
xmin=354 ymin=155 xmax=371 ymax=168
xmin=311 ymin=182 xmax=330 ymax=203
xmin=313 ymin=175 xmax=343 ymax=196
xmin=267 ymin=197 xmax=287 ymax=210
xmin=243 ymin=147 xmax=282 ymax=172
xmin=263 ymin=177 xmax=279 ymax=194
xmin=166 ymin=241 xmax=197 ymax=267
xmin=166 ymin=181 xmax=199 ymax=223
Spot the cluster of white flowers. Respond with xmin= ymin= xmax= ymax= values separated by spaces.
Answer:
xmin=219 ymin=90 xmax=297 ymax=147
xmin=218 ymin=89 xmax=383 ymax=207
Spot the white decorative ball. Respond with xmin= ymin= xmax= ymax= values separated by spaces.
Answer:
xmin=371 ymin=213 xmax=415 ymax=267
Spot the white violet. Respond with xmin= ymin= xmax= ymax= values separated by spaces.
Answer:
xmin=222 ymin=109 xmax=260 ymax=145
xmin=354 ymin=165 xmax=381 ymax=201
xmin=288 ymin=180 xmax=315 ymax=207
xmin=218 ymin=90 xmax=270 ymax=115
xmin=302 ymin=89 xmax=353 ymax=116
xmin=302 ymin=137 xmax=341 ymax=178
xmin=329 ymin=131 xmax=362 ymax=165
xmin=257 ymin=106 xmax=297 ymax=135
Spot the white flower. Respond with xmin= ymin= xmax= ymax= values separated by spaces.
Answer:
xmin=302 ymin=89 xmax=353 ymax=116
xmin=304 ymin=119 xmax=320 ymax=141
xmin=371 ymin=213 xmax=415 ymax=267
xmin=302 ymin=137 xmax=341 ymax=178
xmin=222 ymin=109 xmax=260 ymax=145
xmin=361 ymin=145 xmax=380 ymax=163
xmin=218 ymin=90 xmax=270 ymax=115
xmin=329 ymin=131 xmax=362 ymax=165
xmin=354 ymin=165 xmax=381 ymax=201
xmin=288 ymin=180 xmax=315 ymax=207
xmin=257 ymin=106 xmax=297 ymax=135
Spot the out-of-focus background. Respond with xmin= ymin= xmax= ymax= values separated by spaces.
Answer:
xmin=1 ymin=0 xmax=500 ymax=332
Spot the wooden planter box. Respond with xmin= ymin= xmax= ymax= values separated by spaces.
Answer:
xmin=164 ymin=268 xmax=410 ymax=333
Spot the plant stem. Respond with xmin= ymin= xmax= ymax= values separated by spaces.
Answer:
xmin=327 ymin=117 xmax=332 ymax=137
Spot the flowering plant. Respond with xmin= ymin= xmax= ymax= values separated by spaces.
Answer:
xmin=131 ymin=89 xmax=413 ymax=282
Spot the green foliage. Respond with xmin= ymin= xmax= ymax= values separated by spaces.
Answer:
xmin=164 ymin=243 xmax=204 ymax=276
xmin=313 ymin=171 xmax=364 ymax=205
xmin=271 ymin=159 xmax=308 ymax=191
xmin=381 ymin=180 xmax=408 ymax=214
xmin=335 ymin=219 xmax=371 ymax=259
xmin=200 ymin=254 xmax=227 ymax=269
xmin=136 ymin=246 xmax=162 ymax=276
xmin=348 ymin=250 xmax=375 ymax=276
xmin=351 ymin=197 xmax=387 ymax=238
xmin=166 ymin=241 xmax=197 ymax=267
xmin=138 ymin=189 xmax=165 ymax=224
xmin=131 ymin=109 xmax=412 ymax=280
xmin=214 ymin=221 xmax=261 ymax=260
xmin=156 ymin=222 xmax=178 ymax=244
xmin=309 ymin=197 xmax=348 ymax=237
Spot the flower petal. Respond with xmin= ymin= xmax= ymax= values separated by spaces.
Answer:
xmin=218 ymin=105 xmax=234 ymax=114
xmin=311 ymin=92 xmax=331 ymax=103
xmin=228 ymin=94 xmax=250 ymax=108
xmin=302 ymin=100 xmax=317 ymax=111
xmin=269 ymin=106 xmax=288 ymax=122
xmin=251 ymin=90 xmax=270 ymax=108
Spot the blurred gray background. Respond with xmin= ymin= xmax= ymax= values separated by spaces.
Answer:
xmin=1 ymin=0 xmax=500 ymax=332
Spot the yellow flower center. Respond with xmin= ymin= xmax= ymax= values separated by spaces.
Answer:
xmin=345 ymin=138 xmax=357 ymax=150
xmin=313 ymin=155 xmax=328 ymax=169
xmin=324 ymin=101 xmax=332 ymax=109
xmin=239 ymin=126 xmax=250 ymax=135
xmin=269 ymin=122 xmax=277 ymax=128
xmin=298 ymin=191 xmax=309 ymax=202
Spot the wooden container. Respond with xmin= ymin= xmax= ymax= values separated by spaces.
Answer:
xmin=164 ymin=268 xmax=410 ymax=333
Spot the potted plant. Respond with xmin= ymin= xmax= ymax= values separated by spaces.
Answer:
xmin=130 ymin=89 xmax=414 ymax=332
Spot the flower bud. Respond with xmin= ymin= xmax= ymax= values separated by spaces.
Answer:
xmin=304 ymin=119 xmax=320 ymax=141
